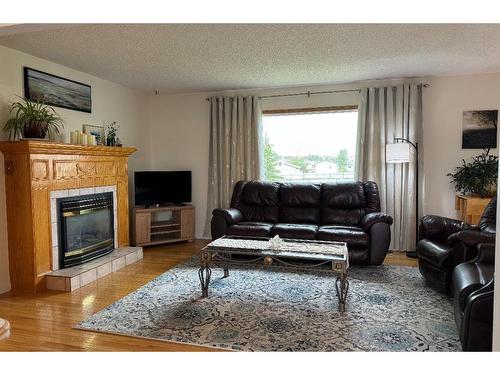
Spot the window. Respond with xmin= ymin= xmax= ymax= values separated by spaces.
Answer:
xmin=262 ymin=107 xmax=358 ymax=183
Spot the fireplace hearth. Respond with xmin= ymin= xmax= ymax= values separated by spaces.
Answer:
xmin=58 ymin=192 xmax=115 ymax=268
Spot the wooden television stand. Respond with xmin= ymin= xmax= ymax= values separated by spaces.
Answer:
xmin=132 ymin=205 xmax=195 ymax=246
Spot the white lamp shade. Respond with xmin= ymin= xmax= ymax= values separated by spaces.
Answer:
xmin=386 ymin=143 xmax=411 ymax=163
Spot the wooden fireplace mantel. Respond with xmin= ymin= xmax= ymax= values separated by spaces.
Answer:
xmin=0 ymin=140 xmax=137 ymax=294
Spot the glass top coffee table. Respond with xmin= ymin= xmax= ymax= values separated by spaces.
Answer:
xmin=199 ymin=235 xmax=350 ymax=312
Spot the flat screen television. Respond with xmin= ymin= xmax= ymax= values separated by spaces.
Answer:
xmin=134 ymin=171 xmax=192 ymax=206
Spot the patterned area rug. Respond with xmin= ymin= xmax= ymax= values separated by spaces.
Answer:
xmin=76 ymin=258 xmax=461 ymax=351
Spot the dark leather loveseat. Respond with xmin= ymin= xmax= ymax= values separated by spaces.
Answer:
xmin=211 ymin=180 xmax=393 ymax=265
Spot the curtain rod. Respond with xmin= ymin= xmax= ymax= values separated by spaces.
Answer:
xmin=259 ymin=89 xmax=360 ymax=100
xmin=205 ymin=84 xmax=429 ymax=101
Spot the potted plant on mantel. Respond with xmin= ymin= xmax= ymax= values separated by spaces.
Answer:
xmin=447 ymin=148 xmax=498 ymax=198
xmin=2 ymin=96 xmax=64 ymax=141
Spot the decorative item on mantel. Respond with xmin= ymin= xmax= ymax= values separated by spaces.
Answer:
xmin=105 ymin=121 xmax=120 ymax=146
xmin=2 ymin=95 xmax=64 ymax=140
xmin=70 ymin=130 xmax=97 ymax=145
xmin=82 ymin=124 xmax=105 ymax=145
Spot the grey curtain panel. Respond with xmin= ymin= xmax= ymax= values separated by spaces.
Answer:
xmin=355 ymin=85 xmax=423 ymax=251
xmin=204 ymin=96 xmax=262 ymax=237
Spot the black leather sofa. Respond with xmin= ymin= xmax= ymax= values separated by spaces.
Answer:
xmin=452 ymin=243 xmax=495 ymax=351
xmin=416 ymin=196 xmax=496 ymax=294
xmin=211 ymin=180 xmax=393 ymax=265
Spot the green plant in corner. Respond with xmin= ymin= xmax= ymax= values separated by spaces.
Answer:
xmin=447 ymin=149 xmax=498 ymax=198
xmin=2 ymin=96 xmax=64 ymax=140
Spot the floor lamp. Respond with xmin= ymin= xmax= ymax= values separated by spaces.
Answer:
xmin=385 ymin=138 xmax=419 ymax=258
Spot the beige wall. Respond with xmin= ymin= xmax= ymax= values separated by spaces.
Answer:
xmin=0 ymin=46 xmax=151 ymax=293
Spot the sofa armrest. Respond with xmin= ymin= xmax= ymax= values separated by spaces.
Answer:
xmin=419 ymin=215 xmax=470 ymax=243
xmin=475 ymin=243 xmax=496 ymax=264
xmin=212 ymin=208 xmax=243 ymax=225
xmin=461 ymin=280 xmax=494 ymax=351
xmin=368 ymin=222 xmax=392 ymax=265
xmin=447 ymin=230 xmax=495 ymax=249
xmin=360 ymin=212 xmax=393 ymax=231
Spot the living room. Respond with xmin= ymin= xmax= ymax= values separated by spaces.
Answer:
xmin=0 ymin=2 xmax=499 ymax=372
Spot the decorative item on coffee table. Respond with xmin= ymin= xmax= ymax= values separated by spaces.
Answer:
xmin=0 ymin=318 xmax=10 ymax=341
xmin=2 ymin=95 xmax=64 ymax=140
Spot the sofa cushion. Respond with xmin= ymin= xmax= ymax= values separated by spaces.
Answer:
xmin=322 ymin=182 xmax=366 ymax=208
xmin=271 ymin=223 xmax=318 ymax=240
xmin=280 ymin=183 xmax=321 ymax=206
xmin=416 ymin=239 xmax=451 ymax=268
xmin=321 ymin=182 xmax=366 ymax=225
xmin=225 ymin=222 xmax=274 ymax=237
xmin=237 ymin=181 xmax=280 ymax=222
xmin=280 ymin=207 xmax=320 ymax=224
xmin=321 ymin=208 xmax=366 ymax=226
xmin=478 ymin=196 xmax=496 ymax=233
xmin=238 ymin=206 xmax=280 ymax=223
xmin=279 ymin=183 xmax=321 ymax=224
xmin=317 ymin=225 xmax=369 ymax=248
xmin=241 ymin=181 xmax=280 ymax=206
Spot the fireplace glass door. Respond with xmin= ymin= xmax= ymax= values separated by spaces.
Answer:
xmin=58 ymin=192 xmax=114 ymax=268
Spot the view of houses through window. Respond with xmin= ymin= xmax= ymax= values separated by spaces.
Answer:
xmin=262 ymin=109 xmax=358 ymax=183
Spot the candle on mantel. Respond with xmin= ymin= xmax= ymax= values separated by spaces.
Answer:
xmin=70 ymin=131 xmax=78 ymax=145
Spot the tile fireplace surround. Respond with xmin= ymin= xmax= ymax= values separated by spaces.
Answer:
xmin=0 ymin=140 xmax=137 ymax=294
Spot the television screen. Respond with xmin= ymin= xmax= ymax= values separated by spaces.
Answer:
xmin=134 ymin=171 xmax=192 ymax=206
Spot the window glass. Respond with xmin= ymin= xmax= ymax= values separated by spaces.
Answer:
xmin=262 ymin=110 xmax=358 ymax=183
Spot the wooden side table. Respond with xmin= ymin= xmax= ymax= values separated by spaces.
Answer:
xmin=0 ymin=318 xmax=10 ymax=341
xmin=455 ymin=194 xmax=492 ymax=225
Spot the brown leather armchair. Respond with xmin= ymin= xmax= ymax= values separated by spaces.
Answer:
xmin=416 ymin=196 xmax=496 ymax=293
xmin=452 ymin=243 xmax=495 ymax=351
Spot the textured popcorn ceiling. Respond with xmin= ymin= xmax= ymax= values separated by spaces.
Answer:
xmin=1 ymin=24 xmax=500 ymax=93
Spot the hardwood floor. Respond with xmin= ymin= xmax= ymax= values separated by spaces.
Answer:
xmin=0 ymin=240 xmax=417 ymax=351
xmin=384 ymin=251 xmax=418 ymax=267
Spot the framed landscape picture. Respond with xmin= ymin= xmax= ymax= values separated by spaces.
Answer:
xmin=83 ymin=124 xmax=105 ymax=145
xmin=24 ymin=67 xmax=92 ymax=113
xmin=462 ymin=110 xmax=498 ymax=149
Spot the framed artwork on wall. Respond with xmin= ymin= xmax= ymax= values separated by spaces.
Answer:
xmin=462 ymin=110 xmax=498 ymax=149
xmin=82 ymin=124 xmax=105 ymax=145
xmin=24 ymin=67 xmax=92 ymax=113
